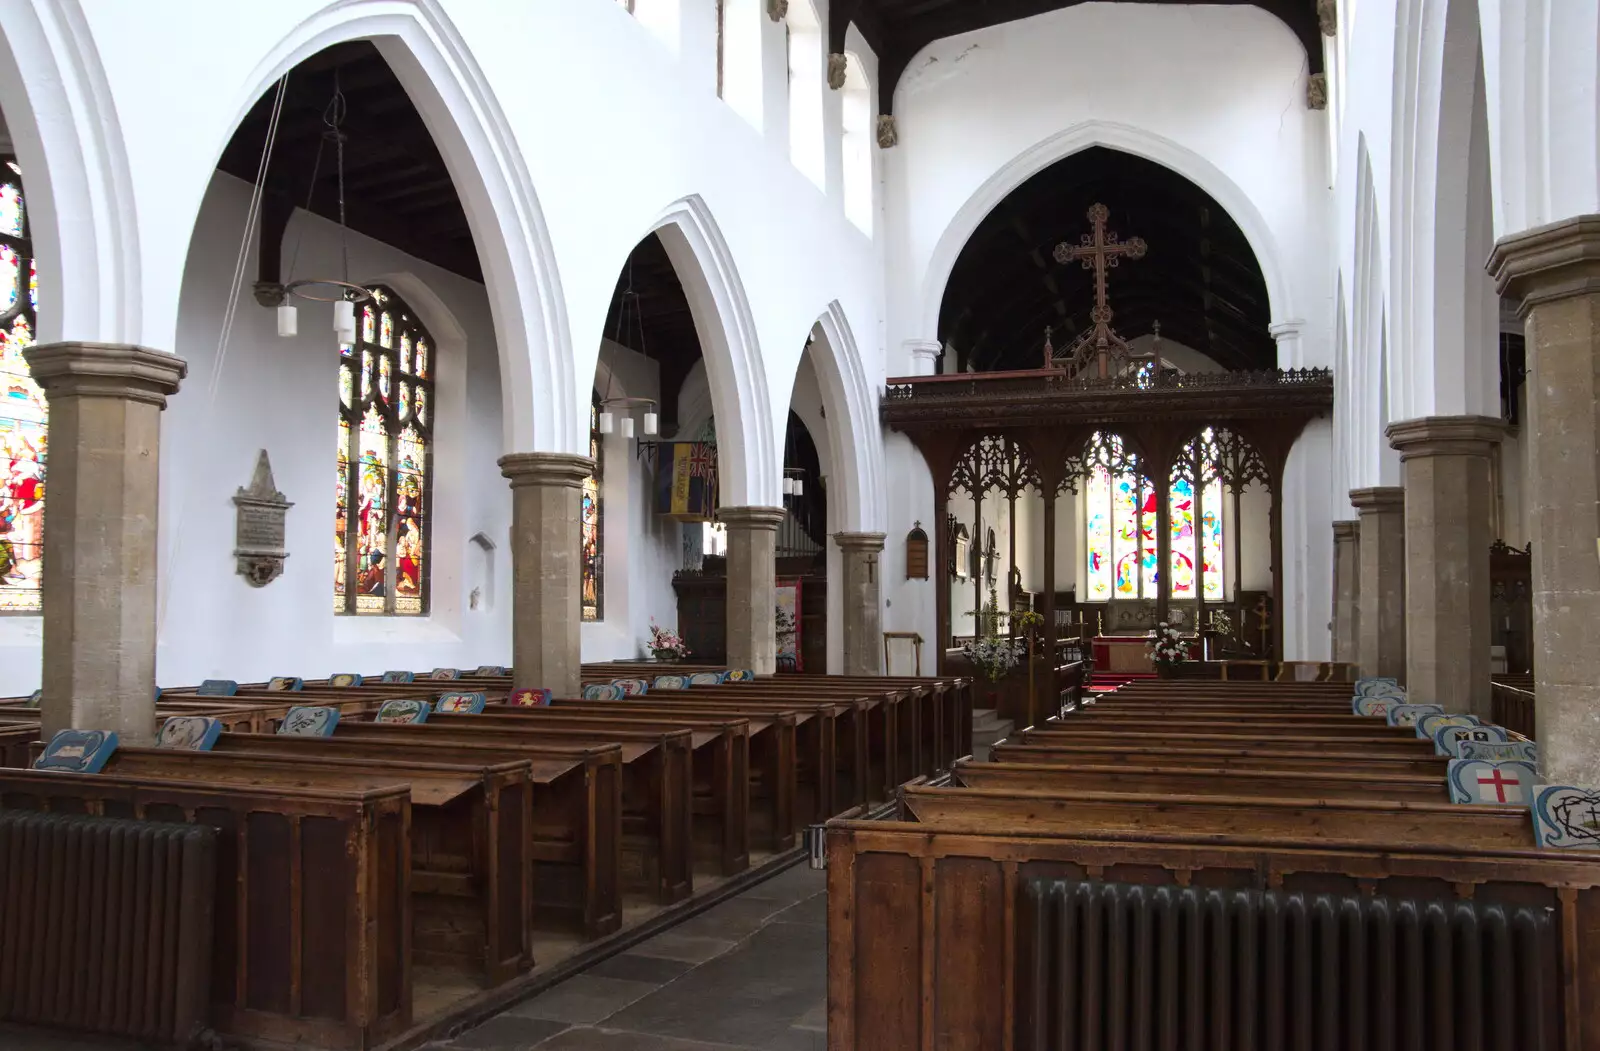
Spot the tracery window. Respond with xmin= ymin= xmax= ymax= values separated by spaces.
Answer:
xmin=335 ymin=287 xmax=432 ymax=615
xmin=1082 ymin=430 xmax=1228 ymax=602
xmin=1170 ymin=429 xmax=1226 ymax=601
xmin=581 ymin=392 xmax=604 ymax=622
xmin=0 ymin=158 xmax=41 ymax=613
xmin=1082 ymin=433 xmax=1157 ymax=601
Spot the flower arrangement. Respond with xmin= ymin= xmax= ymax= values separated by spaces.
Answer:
xmin=1147 ymin=621 xmax=1189 ymax=670
xmin=646 ymin=621 xmax=690 ymax=661
xmin=962 ymin=587 xmax=1028 ymax=682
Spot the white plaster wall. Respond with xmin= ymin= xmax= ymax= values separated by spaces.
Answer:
xmin=884 ymin=3 xmax=1332 ymax=371
xmin=150 ymin=173 xmax=510 ymax=689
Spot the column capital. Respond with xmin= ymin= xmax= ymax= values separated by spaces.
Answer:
xmin=1385 ymin=414 xmax=1506 ymax=460
xmin=1488 ymin=214 xmax=1600 ymax=317
xmin=1349 ymin=486 xmax=1404 ymax=512
xmin=24 ymin=342 xmax=186 ymax=408
xmin=498 ymin=451 xmax=594 ymax=488
xmin=1332 ymin=519 xmax=1360 ymax=540
xmin=834 ymin=531 xmax=887 ymax=552
xmin=719 ymin=505 xmax=786 ymax=530
xmin=903 ymin=338 xmax=942 ymax=376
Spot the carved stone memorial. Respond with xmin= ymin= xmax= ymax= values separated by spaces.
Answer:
xmin=234 ymin=450 xmax=293 ymax=587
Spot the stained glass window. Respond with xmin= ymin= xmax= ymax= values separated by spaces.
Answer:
xmin=1083 ymin=433 xmax=1157 ymax=601
xmin=0 ymin=158 xmax=42 ymax=614
xmin=581 ymin=392 xmax=604 ymax=622
xmin=1166 ymin=430 xmax=1228 ymax=602
xmin=335 ymin=286 xmax=433 ymax=615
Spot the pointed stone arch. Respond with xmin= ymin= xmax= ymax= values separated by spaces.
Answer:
xmin=646 ymin=194 xmax=775 ymax=507
xmin=0 ymin=0 xmax=141 ymax=344
xmin=206 ymin=0 xmax=573 ymax=453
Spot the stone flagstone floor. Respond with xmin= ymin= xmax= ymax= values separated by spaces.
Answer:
xmin=427 ymin=862 xmax=827 ymax=1051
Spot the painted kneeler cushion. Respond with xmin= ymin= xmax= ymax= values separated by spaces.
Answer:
xmin=266 ymin=676 xmax=304 ymax=692
xmin=652 ymin=675 xmax=688 ymax=691
xmin=381 ymin=670 xmax=416 ymax=684
xmin=689 ymin=672 xmax=726 ymax=686
xmin=429 ymin=668 xmax=461 ymax=681
xmin=511 ymin=688 xmax=551 ymax=707
xmin=612 ymin=678 xmax=650 ymax=696
xmin=277 ymin=706 xmax=341 ymax=737
xmin=374 ymin=698 xmax=431 ymax=724
xmin=328 ymin=672 xmax=364 ymax=688
xmin=34 ymin=729 xmax=119 ymax=773
xmin=582 ymin=684 xmax=624 ymax=701
xmin=1447 ymin=758 xmax=1536 ymax=806
xmin=1533 ymin=784 xmax=1600 ymax=850
xmin=436 ymin=692 xmax=487 ymax=714
xmin=474 ymin=665 xmax=509 ymax=677
xmin=157 ymin=716 xmax=224 ymax=751
xmin=196 ymin=678 xmax=239 ymax=697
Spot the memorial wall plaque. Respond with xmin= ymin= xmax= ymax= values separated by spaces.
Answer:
xmin=234 ymin=450 xmax=293 ymax=587
xmin=905 ymin=522 xmax=929 ymax=580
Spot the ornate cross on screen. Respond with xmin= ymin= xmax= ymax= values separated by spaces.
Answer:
xmin=1047 ymin=203 xmax=1147 ymax=378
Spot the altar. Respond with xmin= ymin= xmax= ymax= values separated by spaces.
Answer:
xmin=1092 ymin=634 xmax=1201 ymax=674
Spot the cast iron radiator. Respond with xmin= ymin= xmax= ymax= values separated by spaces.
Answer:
xmin=0 ymin=809 xmax=216 ymax=1044
xmin=1018 ymin=877 xmax=1560 ymax=1051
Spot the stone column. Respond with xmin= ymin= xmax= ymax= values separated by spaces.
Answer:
xmin=24 ymin=343 xmax=186 ymax=743
xmin=1349 ymin=486 xmax=1406 ymax=681
xmin=721 ymin=506 xmax=786 ymax=674
xmin=902 ymin=338 xmax=942 ymax=376
xmin=1331 ymin=520 xmax=1361 ymax=665
xmin=498 ymin=452 xmax=594 ymax=699
xmin=835 ymin=532 xmax=886 ymax=674
xmin=1489 ymin=215 xmax=1600 ymax=781
xmin=1386 ymin=417 xmax=1503 ymax=716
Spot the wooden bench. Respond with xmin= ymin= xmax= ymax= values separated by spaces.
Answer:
xmin=990 ymin=740 xmax=1451 ymax=777
xmin=0 ymin=769 xmax=411 ymax=1049
xmin=1014 ymin=726 xmax=1439 ymax=755
xmin=826 ymin=794 xmax=1600 ymax=1050
xmin=326 ymin=720 xmax=694 ymax=907
xmin=209 ymin=732 xmax=624 ymax=940
xmin=442 ymin=706 xmax=753 ymax=870
xmin=94 ymin=746 xmax=531 ymax=983
xmin=953 ymin=758 xmax=1450 ymax=802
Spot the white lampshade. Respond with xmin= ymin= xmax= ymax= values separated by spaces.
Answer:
xmin=277 ymin=303 xmax=298 ymax=338
xmin=783 ymin=477 xmax=794 ymax=496
xmin=333 ymin=298 xmax=355 ymax=332
xmin=621 ymin=416 xmax=635 ymax=439
xmin=794 ymin=477 xmax=804 ymax=496
xmin=642 ymin=411 xmax=659 ymax=436
xmin=598 ymin=410 xmax=615 ymax=435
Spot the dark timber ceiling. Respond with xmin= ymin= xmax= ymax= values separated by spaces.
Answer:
xmin=219 ymin=41 xmax=481 ymax=281
xmin=829 ymin=0 xmax=1323 ymax=115
xmin=938 ymin=146 xmax=1274 ymax=373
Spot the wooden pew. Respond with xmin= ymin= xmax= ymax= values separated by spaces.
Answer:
xmin=952 ymin=758 xmax=1450 ymax=802
xmin=326 ymin=721 xmax=694 ymax=907
xmin=1014 ymin=726 xmax=1438 ymax=755
xmin=826 ymin=792 xmax=1600 ymax=1051
xmin=990 ymin=740 xmax=1451 ymax=778
xmin=92 ymin=746 xmax=531 ymax=983
xmin=0 ymin=769 xmax=411 ymax=1049
xmin=208 ymin=732 xmax=623 ymax=940
xmin=439 ymin=706 xmax=754 ymax=869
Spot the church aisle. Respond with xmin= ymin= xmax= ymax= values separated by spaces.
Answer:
xmin=431 ymin=864 xmax=826 ymax=1051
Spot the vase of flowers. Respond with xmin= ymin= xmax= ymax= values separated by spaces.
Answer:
xmin=647 ymin=622 xmax=689 ymax=662
xmin=962 ymin=587 xmax=1028 ymax=683
xmin=1148 ymin=621 xmax=1188 ymax=678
